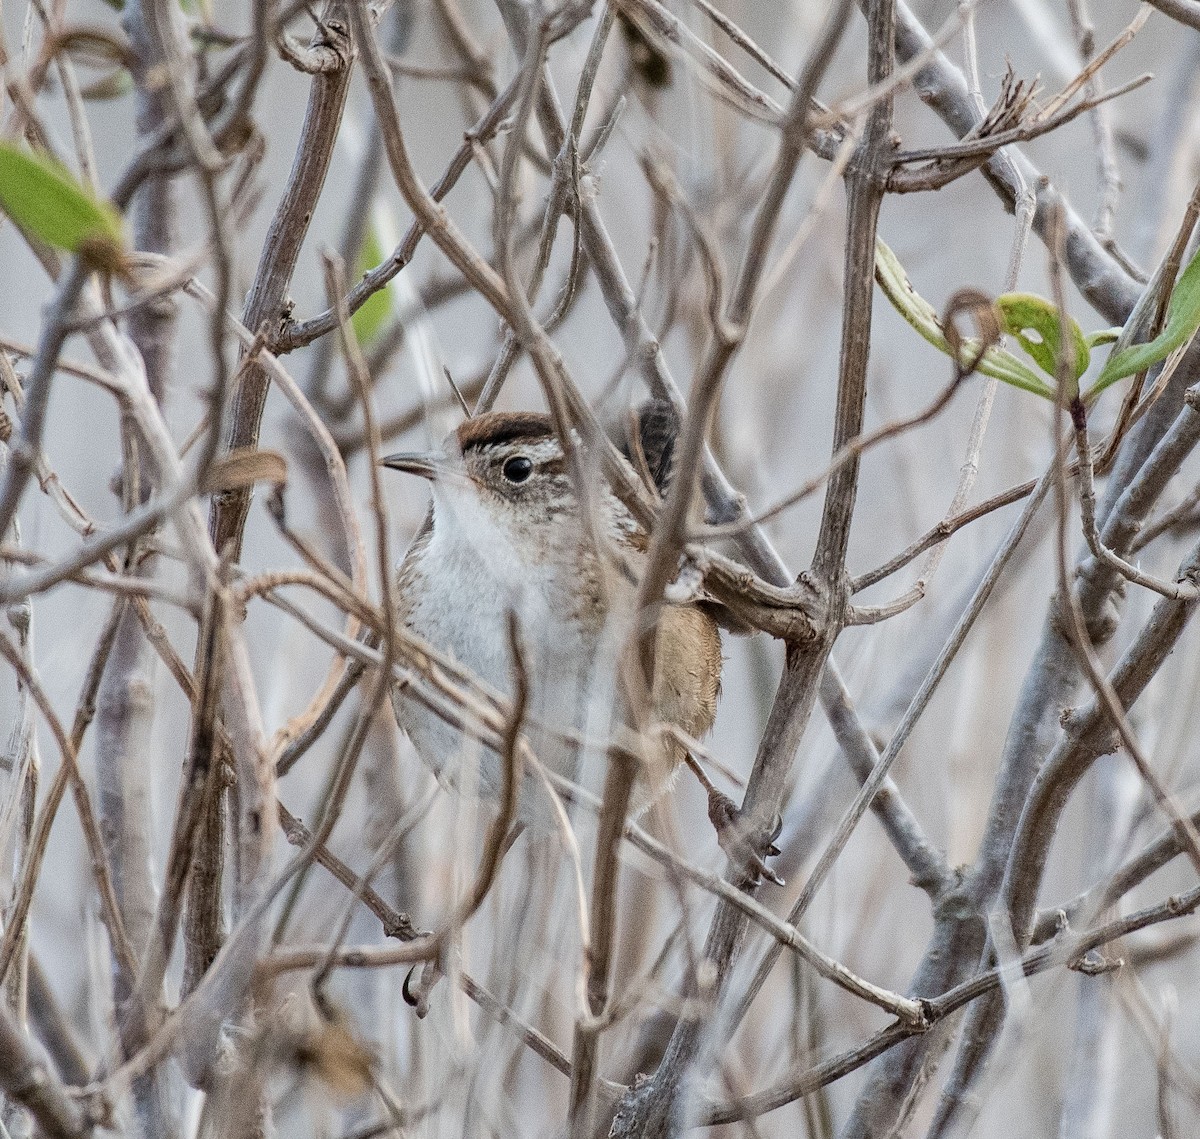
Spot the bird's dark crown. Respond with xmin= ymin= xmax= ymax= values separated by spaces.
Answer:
xmin=455 ymin=411 xmax=556 ymax=454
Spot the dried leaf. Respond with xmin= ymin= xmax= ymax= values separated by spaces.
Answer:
xmin=51 ymin=25 xmax=135 ymax=71
xmin=201 ymin=448 xmax=287 ymax=493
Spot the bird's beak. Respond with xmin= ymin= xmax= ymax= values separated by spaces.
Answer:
xmin=380 ymin=451 xmax=446 ymax=480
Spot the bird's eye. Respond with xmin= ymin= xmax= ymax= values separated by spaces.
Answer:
xmin=501 ymin=456 xmax=533 ymax=484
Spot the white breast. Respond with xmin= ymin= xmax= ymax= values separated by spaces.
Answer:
xmin=394 ymin=488 xmax=615 ymax=827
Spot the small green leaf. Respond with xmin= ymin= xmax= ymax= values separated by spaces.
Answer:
xmin=875 ymin=238 xmax=1055 ymax=399
xmin=996 ymin=292 xmax=1090 ymax=395
xmin=80 ymin=70 xmax=134 ymax=101
xmin=1085 ymin=328 xmax=1121 ymax=349
xmin=350 ymin=223 xmax=391 ymax=347
xmin=0 ymin=141 xmax=125 ymax=270
xmin=1088 ymin=245 xmax=1200 ymax=400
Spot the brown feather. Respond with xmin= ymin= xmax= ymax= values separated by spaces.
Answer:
xmin=455 ymin=411 xmax=555 ymax=453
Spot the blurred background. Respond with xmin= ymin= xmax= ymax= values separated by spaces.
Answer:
xmin=2 ymin=1 xmax=1199 ymax=1136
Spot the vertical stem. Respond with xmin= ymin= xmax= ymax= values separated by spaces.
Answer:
xmin=610 ymin=1 xmax=890 ymax=1132
xmin=98 ymin=8 xmax=180 ymax=1133
xmin=96 ymin=606 xmax=174 ymax=1132
xmin=812 ymin=1 xmax=894 ymax=585
xmin=123 ymin=0 xmax=178 ymax=409
xmin=2 ymin=596 xmax=37 ymax=1071
xmin=207 ymin=3 xmax=355 ymax=560
xmin=184 ymin=2 xmax=354 ymax=1045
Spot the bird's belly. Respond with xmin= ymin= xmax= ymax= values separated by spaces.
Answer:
xmin=395 ymin=596 xmax=601 ymax=827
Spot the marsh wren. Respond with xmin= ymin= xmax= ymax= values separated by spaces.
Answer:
xmin=382 ymin=408 xmax=721 ymax=830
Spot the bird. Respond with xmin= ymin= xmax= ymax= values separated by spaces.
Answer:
xmin=381 ymin=405 xmax=722 ymax=833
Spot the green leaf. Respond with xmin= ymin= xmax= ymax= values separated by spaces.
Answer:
xmin=350 ymin=223 xmax=391 ymax=347
xmin=875 ymin=238 xmax=1055 ymax=399
xmin=80 ymin=70 xmax=134 ymax=101
xmin=1088 ymin=245 xmax=1200 ymax=400
xmin=1085 ymin=327 xmax=1120 ymax=349
xmin=0 ymin=142 xmax=125 ymax=270
xmin=996 ymin=292 xmax=1090 ymax=396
